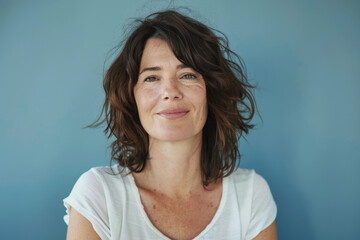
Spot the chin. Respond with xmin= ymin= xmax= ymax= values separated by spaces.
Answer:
xmin=157 ymin=133 xmax=190 ymax=142
xmin=151 ymin=129 xmax=203 ymax=143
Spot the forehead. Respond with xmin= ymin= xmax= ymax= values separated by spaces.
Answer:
xmin=140 ymin=38 xmax=181 ymax=69
xmin=142 ymin=38 xmax=171 ymax=54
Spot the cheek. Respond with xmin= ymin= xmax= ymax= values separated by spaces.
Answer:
xmin=195 ymin=88 xmax=207 ymax=108
xmin=191 ymin=90 xmax=208 ymax=122
xmin=200 ymin=91 xmax=208 ymax=121
xmin=134 ymin=88 xmax=157 ymax=119
xmin=200 ymin=98 xmax=208 ymax=122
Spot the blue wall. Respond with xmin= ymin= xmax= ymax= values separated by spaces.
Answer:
xmin=1 ymin=1 xmax=359 ymax=239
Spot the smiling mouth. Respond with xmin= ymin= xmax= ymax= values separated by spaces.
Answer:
xmin=157 ymin=109 xmax=189 ymax=120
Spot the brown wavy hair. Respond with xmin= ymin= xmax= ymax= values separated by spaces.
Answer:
xmin=90 ymin=10 xmax=256 ymax=186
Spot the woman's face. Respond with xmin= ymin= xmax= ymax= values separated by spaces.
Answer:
xmin=134 ymin=38 xmax=207 ymax=143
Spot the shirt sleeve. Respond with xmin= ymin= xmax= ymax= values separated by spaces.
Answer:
xmin=245 ymin=172 xmax=277 ymax=240
xmin=63 ymin=168 xmax=110 ymax=240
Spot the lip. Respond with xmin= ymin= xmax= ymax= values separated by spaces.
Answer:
xmin=157 ymin=108 xmax=189 ymax=119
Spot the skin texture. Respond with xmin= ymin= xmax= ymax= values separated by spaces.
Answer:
xmin=253 ymin=221 xmax=277 ymax=240
xmin=66 ymin=38 xmax=277 ymax=240
xmin=131 ymin=38 xmax=210 ymax=199
xmin=66 ymin=209 xmax=276 ymax=240
xmin=134 ymin=38 xmax=208 ymax=144
xmin=66 ymin=208 xmax=101 ymax=240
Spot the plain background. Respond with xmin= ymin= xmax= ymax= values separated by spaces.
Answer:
xmin=1 ymin=0 xmax=359 ymax=239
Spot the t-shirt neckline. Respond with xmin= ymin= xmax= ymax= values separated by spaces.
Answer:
xmin=128 ymin=172 xmax=229 ymax=239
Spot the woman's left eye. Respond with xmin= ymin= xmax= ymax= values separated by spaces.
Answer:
xmin=182 ymin=74 xmax=197 ymax=79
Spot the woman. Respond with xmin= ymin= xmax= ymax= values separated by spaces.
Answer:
xmin=64 ymin=10 xmax=277 ymax=240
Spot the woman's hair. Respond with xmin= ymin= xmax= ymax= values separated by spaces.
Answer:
xmin=91 ymin=9 xmax=256 ymax=186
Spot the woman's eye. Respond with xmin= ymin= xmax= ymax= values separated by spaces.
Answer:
xmin=182 ymin=74 xmax=197 ymax=79
xmin=144 ymin=76 xmax=157 ymax=82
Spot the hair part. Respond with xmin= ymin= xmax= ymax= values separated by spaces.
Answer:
xmin=89 ymin=10 xmax=257 ymax=186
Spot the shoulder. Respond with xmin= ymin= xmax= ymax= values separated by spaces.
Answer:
xmin=229 ymin=168 xmax=277 ymax=240
xmin=75 ymin=165 xmax=128 ymax=186
xmin=66 ymin=165 xmax=132 ymax=203
xmin=231 ymin=168 xmax=255 ymax=180
xmin=86 ymin=164 xmax=127 ymax=177
xmin=229 ymin=168 xmax=276 ymax=209
xmin=230 ymin=168 xmax=272 ymax=192
xmin=63 ymin=165 xmax=129 ymax=219
xmin=63 ymin=165 xmax=130 ymax=239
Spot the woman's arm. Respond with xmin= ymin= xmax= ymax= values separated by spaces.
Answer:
xmin=252 ymin=221 xmax=277 ymax=240
xmin=66 ymin=207 xmax=101 ymax=240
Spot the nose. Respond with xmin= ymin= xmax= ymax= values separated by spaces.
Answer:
xmin=161 ymin=78 xmax=183 ymax=101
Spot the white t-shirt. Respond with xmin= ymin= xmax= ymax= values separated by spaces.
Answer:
xmin=63 ymin=166 xmax=277 ymax=240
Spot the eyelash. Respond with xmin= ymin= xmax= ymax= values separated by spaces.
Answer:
xmin=182 ymin=73 xmax=197 ymax=79
xmin=144 ymin=76 xmax=157 ymax=82
xmin=143 ymin=73 xmax=197 ymax=82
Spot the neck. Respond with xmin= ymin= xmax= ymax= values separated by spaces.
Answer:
xmin=134 ymin=133 xmax=204 ymax=198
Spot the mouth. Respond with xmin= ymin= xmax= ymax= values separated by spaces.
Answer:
xmin=157 ymin=108 xmax=190 ymax=120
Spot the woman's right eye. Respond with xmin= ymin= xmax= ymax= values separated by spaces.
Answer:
xmin=144 ymin=76 xmax=156 ymax=82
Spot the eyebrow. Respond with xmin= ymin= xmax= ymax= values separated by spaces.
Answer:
xmin=139 ymin=63 xmax=188 ymax=75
